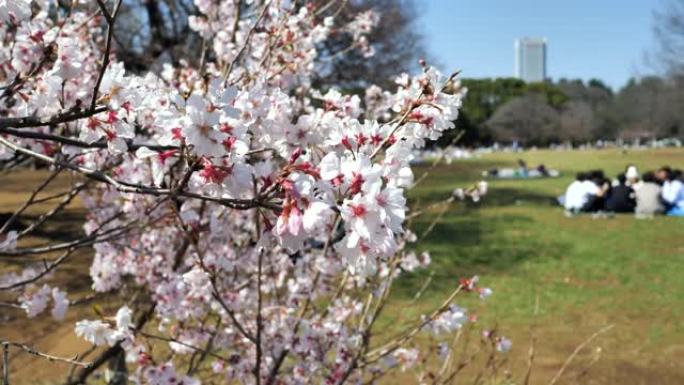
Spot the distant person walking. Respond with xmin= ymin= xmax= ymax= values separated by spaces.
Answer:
xmin=635 ymin=172 xmax=665 ymax=218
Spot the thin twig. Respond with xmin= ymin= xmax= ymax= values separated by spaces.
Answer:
xmin=90 ymin=0 xmax=123 ymax=111
xmin=2 ymin=342 xmax=8 ymax=385
xmin=255 ymin=248 xmax=263 ymax=385
xmin=65 ymin=346 xmax=97 ymax=384
xmin=523 ymin=293 xmax=540 ymax=385
xmin=222 ymin=0 xmax=273 ymax=81
xmin=409 ymin=271 xmax=435 ymax=304
xmin=364 ymin=284 xmax=464 ymax=363
xmin=0 ymin=136 xmax=278 ymax=211
xmin=230 ymin=0 xmax=242 ymax=44
xmin=65 ymin=303 xmax=157 ymax=385
xmin=0 ymin=126 xmax=178 ymax=152
xmin=18 ymin=181 xmax=90 ymax=237
xmin=265 ymin=214 xmax=342 ymax=385
xmin=135 ymin=331 xmax=229 ymax=362
xmin=0 ymin=168 xmax=62 ymax=234
xmin=547 ymin=324 xmax=614 ymax=385
xmin=0 ymin=341 xmax=91 ymax=368
xmin=0 ymin=248 xmax=77 ymax=290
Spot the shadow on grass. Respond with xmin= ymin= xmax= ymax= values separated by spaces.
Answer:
xmin=484 ymin=186 xmax=559 ymax=207
xmin=411 ymin=186 xmax=559 ymax=208
xmin=17 ymin=210 xmax=85 ymax=242
xmin=1 ymin=208 xmax=86 ymax=243
xmin=397 ymin=187 xmax=570 ymax=298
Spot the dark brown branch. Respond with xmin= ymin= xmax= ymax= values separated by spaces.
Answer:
xmin=135 ymin=330 xmax=229 ymax=362
xmin=0 ymin=126 xmax=178 ymax=152
xmin=255 ymin=248 xmax=263 ymax=385
xmin=0 ymin=341 xmax=91 ymax=368
xmin=1 ymin=196 xmax=165 ymax=257
xmin=0 ymin=247 xmax=81 ymax=290
xmin=0 ymin=107 xmax=107 ymax=130
xmin=222 ymin=0 xmax=273 ymax=81
xmin=0 ymin=168 xmax=62 ymax=234
xmin=0 ymin=230 xmax=124 ymax=257
xmin=18 ymin=181 xmax=90 ymax=237
xmin=208 ymin=277 xmax=257 ymax=344
xmin=2 ymin=342 xmax=7 ymax=385
xmin=0 ymin=136 xmax=280 ymax=211
xmin=265 ymin=214 xmax=342 ymax=385
xmin=65 ymin=303 xmax=157 ymax=385
xmin=90 ymin=0 xmax=123 ymax=111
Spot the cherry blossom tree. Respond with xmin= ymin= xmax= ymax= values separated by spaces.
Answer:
xmin=0 ymin=1 xmax=498 ymax=384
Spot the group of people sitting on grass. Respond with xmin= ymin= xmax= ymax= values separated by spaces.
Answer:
xmin=483 ymin=159 xmax=560 ymax=179
xmin=562 ymin=165 xmax=684 ymax=217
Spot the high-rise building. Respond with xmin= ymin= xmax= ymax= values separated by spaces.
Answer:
xmin=514 ymin=37 xmax=547 ymax=83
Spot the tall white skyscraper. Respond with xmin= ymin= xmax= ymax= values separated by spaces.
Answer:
xmin=514 ymin=37 xmax=547 ymax=83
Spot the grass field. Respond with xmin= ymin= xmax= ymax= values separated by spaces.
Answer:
xmin=1 ymin=148 xmax=683 ymax=384
xmin=389 ymin=147 xmax=684 ymax=384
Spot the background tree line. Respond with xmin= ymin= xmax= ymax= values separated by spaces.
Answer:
xmin=436 ymin=75 xmax=684 ymax=147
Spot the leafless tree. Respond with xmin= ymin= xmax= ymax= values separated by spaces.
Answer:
xmin=312 ymin=0 xmax=427 ymax=89
xmin=559 ymin=101 xmax=596 ymax=143
xmin=610 ymin=76 xmax=682 ymax=139
xmin=652 ymin=0 xmax=684 ymax=76
xmin=74 ymin=0 xmax=425 ymax=88
xmin=484 ymin=95 xmax=560 ymax=145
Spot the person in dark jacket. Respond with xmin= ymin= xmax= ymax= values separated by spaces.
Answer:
xmin=582 ymin=170 xmax=610 ymax=212
xmin=605 ymin=173 xmax=636 ymax=213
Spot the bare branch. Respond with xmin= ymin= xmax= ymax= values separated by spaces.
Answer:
xmin=18 ymin=181 xmax=90 ymax=237
xmin=2 ymin=343 xmax=8 ymax=385
xmin=364 ymin=284 xmax=465 ymax=364
xmin=0 ymin=247 xmax=77 ymax=290
xmin=0 ymin=168 xmax=63 ymax=234
xmin=135 ymin=330 xmax=229 ymax=363
xmin=0 ymin=341 xmax=91 ymax=368
xmin=0 ymin=107 xmax=108 ymax=130
xmin=255 ymin=248 xmax=264 ymax=385
xmin=223 ymin=0 xmax=274 ymax=81
xmin=547 ymin=324 xmax=614 ymax=385
xmin=90 ymin=0 xmax=123 ymax=111
xmin=0 ymin=136 xmax=279 ymax=211
xmin=65 ymin=303 xmax=156 ymax=385
xmin=0 ymin=126 xmax=178 ymax=152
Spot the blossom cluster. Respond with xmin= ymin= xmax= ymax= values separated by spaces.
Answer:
xmin=0 ymin=1 xmax=504 ymax=383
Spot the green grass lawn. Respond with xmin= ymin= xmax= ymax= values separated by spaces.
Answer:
xmin=2 ymin=149 xmax=682 ymax=385
xmin=392 ymin=148 xmax=684 ymax=384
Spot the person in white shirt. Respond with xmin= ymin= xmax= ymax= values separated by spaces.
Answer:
xmin=564 ymin=173 xmax=595 ymax=212
xmin=564 ymin=171 xmax=611 ymax=215
xmin=564 ymin=173 xmax=586 ymax=212
xmin=657 ymin=167 xmax=684 ymax=216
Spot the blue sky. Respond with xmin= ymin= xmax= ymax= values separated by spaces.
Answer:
xmin=418 ymin=0 xmax=660 ymax=90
